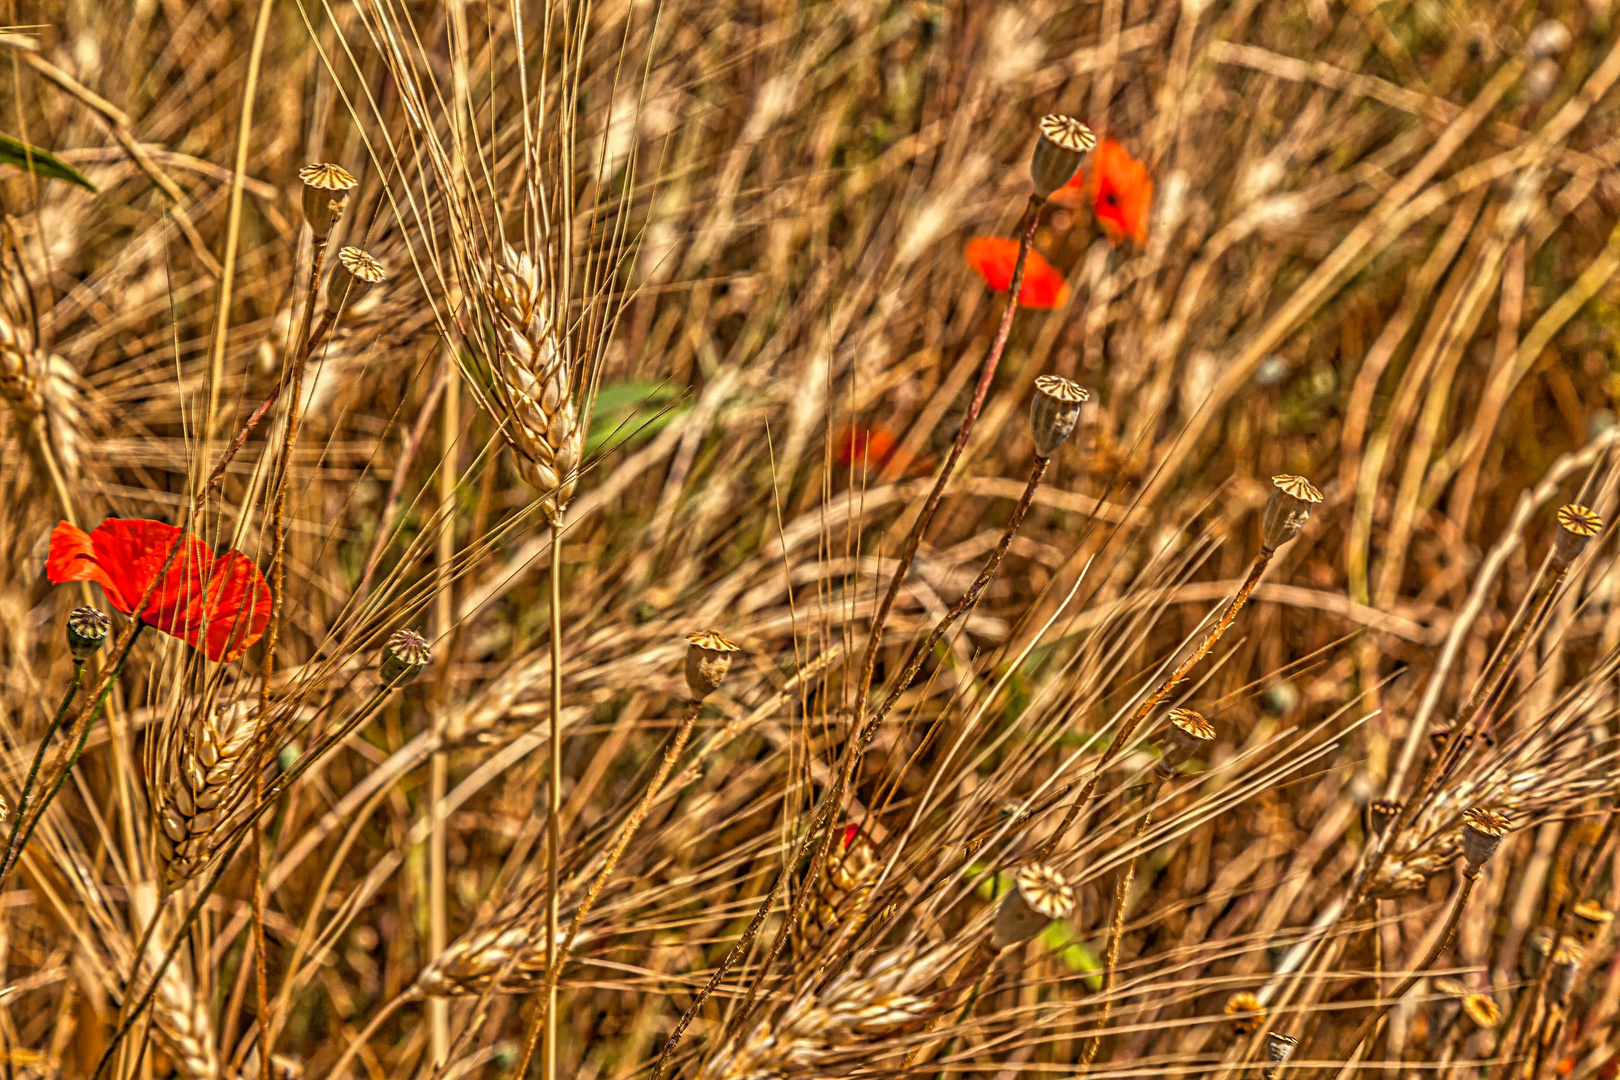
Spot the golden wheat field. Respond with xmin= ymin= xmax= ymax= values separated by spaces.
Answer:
xmin=7 ymin=0 xmax=1620 ymax=1077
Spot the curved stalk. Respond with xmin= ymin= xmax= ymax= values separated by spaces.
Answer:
xmin=1081 ymin=778 xmax=1163 ymax=1066
xmin=0 ymin=660 xmax=82 ymax=877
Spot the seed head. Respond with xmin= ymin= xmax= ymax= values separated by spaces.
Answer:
xmin=1157 ymin=707 xmax=1215 ymax=776
xmin=1551 ymin=936 xmax=1584 ymax=1003
xmin=992 ymin=863 xmax=1074 ymax=948
xmin=1461 ymin=993 xmax=1501 ymax=1028
xmin=1263 ymin=1032 xmax=1298 ymax=1077
xmin=298 ymin=163 xmax=357 ymax=239
xmin=1461 ymin=807 xmax=1510 ymax=870
xmin=1029 ymin=375 xmax=1089 ymax=458
xmin=1224 ymin=991 xmax=1266 ymax=1035
xmin=1573 ymin=899 xmax=1613 ymax=941
xmin=66 ymin=605 xmax=109 ymax=659
xmin=380 ymin=628 xmax=431 ymax=686
xmin=684 ymin=630 xmax=740 ymax=700
xmin=1260 ymin=474 xmax=1321 ymax=552
xmin=1030 ymin=115 xmax=1095 ymax=198
xmin=1522 ymin=926 xmax=1554 ymax=980
xmin=1367 ymin=798 xmax=1402 ymax=838
xmin=1554 ymin=503 xmax=1602 ymax=566
xmin=326 ymin=247 xmax=386 ymax=314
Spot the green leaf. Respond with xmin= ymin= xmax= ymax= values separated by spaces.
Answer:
xmin=586 ymin=380 xmax=689 ymax=455
xmin=1041 ymin=921 xmax=1102 ymax=990
xmin=0 ymin=133 xmax=96 ymax=192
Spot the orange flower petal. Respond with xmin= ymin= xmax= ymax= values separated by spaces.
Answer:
xmin=1089 ymin=139 xmax=1153 ymax=247
xmin=46 ymin=521 xmax=126 ymax=609
xmin=963 ymin=237 xmax=1070 ymax=310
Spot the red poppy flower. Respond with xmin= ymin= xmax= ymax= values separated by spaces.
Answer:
xmin=1054 ymin=138 xmax=1153 ymax=247
xmin=835 ymin=425 xmax=935 ymax=478
xmin=46 ymin=519 xmax=271 ymax=662
xmin=963 ymin=237 xmax=1070 ymax=309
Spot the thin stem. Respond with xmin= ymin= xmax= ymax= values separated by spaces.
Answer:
xmin=1036 ymin=549 xmax=1273 ymax=862
xmin=1081 ymin=777 xmax=1164 ymax=1067
xmin=516 ymin=697 xmax=706 ymax=1078
xmin=546 ymin=518 xmax=565 ymax=1080
xmin=0 ymin=660 xmax=82 ymax=878
xmin=1343 ymin=869 xmax=1479 ymax=1059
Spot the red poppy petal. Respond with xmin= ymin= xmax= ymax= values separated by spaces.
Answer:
xmin=200 ymin=552 xmax=272 ymax=662
xmin=90 ymin=520 xmax=213 ymax=633
xmin=46 ymin=521 xmax=128 ymax=610
xmin=964 ymin=237 xmax=1069 ymax=310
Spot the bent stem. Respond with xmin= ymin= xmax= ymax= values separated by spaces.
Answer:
xmin=0 ymin=660 xmax=83 ymax=878
xmin=544 ymin=519 xmax=566 ymax=1080
xmin=1342 ymin=868 xmax=1479 ymax=1060
xmin=1081 ymin=777 xmax=1164 ymax=1067
xmin=515 ymin=697 xmax=706 ymax=1079
xmin=1037 ymin=549 xmax=1273 ymax=862
xmin=718 ymin=197 xmax=1049 ymax=1042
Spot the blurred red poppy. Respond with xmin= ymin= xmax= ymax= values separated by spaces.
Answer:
xmin=47 ymin=519 xmax=271 ymax=662
xmin=835 ymin=425 xmax=934 ymax=478
xmin=1052 ymin=138 xmax=1153 ymax=247
xmin=963 ymin=237 xmax=1070 ymax=309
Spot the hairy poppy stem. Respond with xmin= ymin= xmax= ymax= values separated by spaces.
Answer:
xmin=0 ymin=660 xmax=81 ymax=882
xmin=683 ymin=195 xmax=1051 ymax=1060
xmin=1082 ymin=778 xmax=1164 ymax=1066
xmin=1034 ymin=548 xmax=1272 ymax=863
xmin=0 ymin=629 xmax=142 ymax=890
xmin=516 ymin=696 xmax=706 ymax=1079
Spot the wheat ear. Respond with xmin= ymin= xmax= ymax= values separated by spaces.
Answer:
xmin=158 ymin=704 xmax=260 ymax=889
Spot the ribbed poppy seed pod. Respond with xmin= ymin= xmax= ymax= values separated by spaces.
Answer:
xmin=1522 ymin=926 xmax=1554 ymax=981
xmin=1462 ymin=993 xmax=1501 ymax=1028
xmin=1367 ymin=798 xmax=1402 ymax=839
xmin=1260 ymin=474 xmax=1322 ymax=552
xmin=380 ymin=628 xmax=431 ymax=686
xmin=1263 ymin=1032 xmax=1298 ymax=1078
xmin=992 ymin=863 xmax=1075 ymax=949
xmin=1573 ymin=899 xmax=1613 ymax=943
xmin=1553 ymin=503 xmax=1602 ymax=566
xmin=66 ymin=605 xmax=110 ymax=659
xmin=1551 ymin=937 xmax=1584 ymax=1004
xmin=298 ymin=163 xmax=357 ymax=239
xmin=1224 ymin=991 xmax=1266 ymax=1035
xmin=326 ymin=246 xmax=386 ymax=314
xmin=684 ymin=629 xmax=740 ymax=700
xmin=1461 ymin=807 xmax=1510 ymax=870
xmin=1157 ymin=707 xmax=1215 ymax=777
xmin=1030 ymin=115 xmax=1096 ymax=198
xmin=1029 ymin=375 xmax=1089 ymax=458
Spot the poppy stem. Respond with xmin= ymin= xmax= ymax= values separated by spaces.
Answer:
xmin=688 ymin=193 xmax=1051 ymax=1055
xmin=0 ymin=660 xmax=83 ymax=885
xmin=1082 ymin=778 xmax=1164 ymax=1067
xmin=0 ymin=627 xmax=143 ymax=891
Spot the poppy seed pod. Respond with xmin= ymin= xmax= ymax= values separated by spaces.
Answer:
xmin=1029 ymin=375 xmax=1089 ymax=457
xmin=1462 ymin=993 xmax=1501 ymax=1028
xmin=1224 ymin=991 xmax=1266 ymax=1035
xmin=1553 ymin=503 xmax=1602 ymax=567
xmin=684 ymin=629 xmax=740 ymax=700
xmin=298 ymin=163 xmax=357 ymax=239
xmin=1551 ymin=937 xmax=1584 ymax=1004
xmin=1573 ymin=899 xmax=1613 ymax=942
xmin=380 ymin=628 xmax=431 ymax=686
xmin=66 ymin=605 xmax=110 ymax=660
xmin=1263 ymin=1032 xmax=1298 ymax=1078
xmin=1522 ymin=926 xmax=1554 ymax=981
xmin=1260 ymin=474 xmax=1322 ymax=553
xmin=1030 ymin=115 xmax=1096 ymax=199
xmin=1367 ymin=798 xmax=1402 ymax=839
xmin=1157 ymin=707 xmax=1215 ymax=777
xmin=992 ymin=863 xmax=1075 ymax=949
xmin=326 ymin=246 xmax=386 ymax=314
xmin=1461 ymin=807 xmax=1510 ymax=870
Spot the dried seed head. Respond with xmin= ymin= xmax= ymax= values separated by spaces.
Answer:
xmin=1367 ymin=798 xmax=1402 ymax=838
xmin=684 ymin=629 xmax=740 ymax=700
xmin=1522 ymin=926 xmax=1554 ymax=980
xmin=1527 ymin=19 xmax=1573 ymax=58
xmin=1462 ymin=993 xmax=1501 ymax=1028
xmin=1551 ymin=937 xmax=1584 ymax=1003
xmin=1461 ymin=807 xmax=1510 ymax=870
xmin=1573 ymin=899 xmax=1613 ymax=940
xmin=1263 ymin=1032 xmax=1298 ymax=1077
xmin=1029 ymin=375 xmax=1089 ymax=457
xmin=326 ymin=247 xmax=386 ymax=314
xmin=1224 ymin=991 xmax=1266 ymax=1035
xmin=1158 ymin=707 xmax=1215 ymax=776
xmin=66 ymin=605 xmax=109 ymax=659
xmin=992 ymin=863 xmax=1074 ymax=948
xmin=1554 ymin=503 xmax=1602 ymax=566
xmin=298 ymin=163 xmax=357 ymax=239
xmin=1030 ymin=115 xmax=1095 ymax=198
xmin=1260 ymin=474 xmax=1321 ymax=552
xmin=380 ymin=628 xmax=431 ymax=686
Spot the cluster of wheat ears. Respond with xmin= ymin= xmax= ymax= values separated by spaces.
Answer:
xmin=11 ymin=0 xmax=1620 ymax=1078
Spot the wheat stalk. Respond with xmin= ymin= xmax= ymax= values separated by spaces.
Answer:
xmin=157 ymin=703 xmax=259 ymax=889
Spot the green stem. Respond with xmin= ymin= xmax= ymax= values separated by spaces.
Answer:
xmin=0 ymin=660 xmax=83 ymax=879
